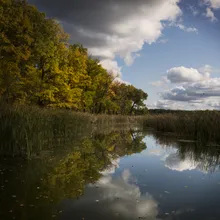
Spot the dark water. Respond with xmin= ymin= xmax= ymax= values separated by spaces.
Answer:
xmin=1 ymin=130 xmax=220 ymax=220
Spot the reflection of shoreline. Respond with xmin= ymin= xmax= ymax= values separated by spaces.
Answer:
xmin=165 ymin=152 xmax=199 ymax=172
xmin=146 ymin=131 xmax=220 ymax=173
xmin=148 ymin=145 xmax=219 ymax=173
xmin=165 ymin=152 xmax=220 ymax=173
xmin=100 ymin=158 xmax=120 ymax=175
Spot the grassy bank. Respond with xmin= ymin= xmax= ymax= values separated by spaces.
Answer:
xmin=144 ymin=111 xmax=220 ymax=143
xmin=0 ymin=104 xmax=143 ymax=158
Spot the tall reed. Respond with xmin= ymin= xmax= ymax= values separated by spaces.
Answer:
xmin=0 ymin=104 xmax=143 ymax=158
xmin=144 ymin=111 xmax=220 ymax=143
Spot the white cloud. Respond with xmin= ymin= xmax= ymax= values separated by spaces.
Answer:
xmin=205 ymin=7 xmax=218 ymax=22
xmin=150 ymin=81 xmax=165 ymax=87
xmin=160 ymin=65 xmax=220 ymax=102
xmin=167 ymin=66 xmax=209 ymax=83
xmin=100 ymin=158 xmax=120 ymax=175
xmin=30 ymin=0 xmax=192 ymax=77
xmin=150 ymin=97 xmax=220 ymax=110
xmin=165 ymin=153 xmax=199 ymax=171
xmin=187 ymin=78 xmax=220 ymax=96
xmin=188 ymin=5 xmax=199 ymax=16
xmin=158 ymin=38 xmax=169 ymax=44
xmin=99 ymin=59 xmax=122 ymax=78
xmin=150 ymin=65 xmax=220 ymax=110
xmin=147 ymin=100 xmax=186 ymax=109
xmin=77 ymin=159 xmax=159 ymax=219
xmin=96 ymin=169 xmax=159 ymax=219
xmin=202 ymin=0 xmax=220 ymax=22
xmin=198 ymin=64 xmax=213 ymax=74
xmin=161 ymin=86 xmax=198 ymax=101
xmin=92 ymin=162 xmax=159 ymax=219
xmin=174 ymin=24 xmax=198 ymax=33
xmin=150 ymin=76 xmax=169 ymax=87
xmin=204 ymin=0 xmax=220 ymax=9
xmin=113 ymin=77 xmax=131 ymax=85
xmin=205 ymin=98 xmax=220 ymax=109
xmin=164 ymin=150 xmax=220 ymax=173
xmin=160 ymin=77 xmax=220 ymax=102
xmin=167 ymin=20 xmax=198 ymax=33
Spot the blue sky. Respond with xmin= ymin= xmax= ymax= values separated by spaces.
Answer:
xmin=30 ymin=0 xmax=220 ymax=109
xmin=119 ymin=0 xmax=220 ymax=109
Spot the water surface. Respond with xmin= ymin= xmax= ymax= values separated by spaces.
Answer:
xmin=1 ymin=130 xmax=220 ymax=220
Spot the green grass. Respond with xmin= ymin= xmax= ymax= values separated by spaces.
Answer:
xmin=0 ymin=104 xmax=143 ymax=158
xmin=144 ymin=111 xmax=220 ymax=143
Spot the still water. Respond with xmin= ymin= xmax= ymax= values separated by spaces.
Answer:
xmin=1 ymin=130 xmax=220 ymax=220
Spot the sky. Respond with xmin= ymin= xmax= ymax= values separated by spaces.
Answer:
xmin=29 ymin=0 xmax=220 ymax=110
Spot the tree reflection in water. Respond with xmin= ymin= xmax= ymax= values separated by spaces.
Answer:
xmin=46 ymin=130 xmax=147 ymax=201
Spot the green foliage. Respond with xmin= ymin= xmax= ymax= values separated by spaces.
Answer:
xmin=0 ymin=0 xmax=148 ymax=114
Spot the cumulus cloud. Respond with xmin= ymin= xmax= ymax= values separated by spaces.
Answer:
xmin=164 ymin=150 xmax=220 ymax=173
xmin=198 ymin=64 xmax=213 ymax=74
xmin=99 ymin=59 xmax=122 ymax=78
xmin=202 ymin=0 xmax=220 ymax=22
xmin=204 ymin=98 xmax=220 ymax=109
xmin=150 ymin=76 xmax=169 ymax=87
xmin=147 ymin=100 xmax=186 ymax=109
xmin=167 ymin=66 xmax=210 ymax=83
xmin=161 ymin=78 xmax=220 ymax=102
xmin=150 ymin=65 xmax=220 ymax=110
xmin=151 ymin=98 xmax=220 ymax=110
xmin=88 ymin=165 xmax=159 ymax=219
xmin=205 ymin=7 xmax=218 ymax=22
xmin=187 ymin=78 xmax=220 ymax=95
xmin=100 ymin=158 xmax=120 ymax=175
xmin=29 ymin=0 xmax=187 ymax=76
xmin=96 ymin=169 xmax=159 ymax=219
xmin=204 ymin=0 xmax=220 ymax=9
xmin=165 ymin=153 xmax=199 ymax=171
xmin=69 ymin=158 xmax=159 ymax=219
xmin=161 ymin=86 xmax=198 ymax=101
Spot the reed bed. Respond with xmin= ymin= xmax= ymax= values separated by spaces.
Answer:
xmin=144 ymin=111 xmax=220 ymax=143
xmin=0 ymin=104 xmax=143 ymax=158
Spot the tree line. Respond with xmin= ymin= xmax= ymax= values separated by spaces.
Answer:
xmin=0 ymin=0 xmax=148 ymax=115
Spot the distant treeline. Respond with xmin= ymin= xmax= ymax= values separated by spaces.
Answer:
xmin=149 ymin=109 xmax=192 ymax=114
xmin=0 ymin=0 xmax=148 ymax=115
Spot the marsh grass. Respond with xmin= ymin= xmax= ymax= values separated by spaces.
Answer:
xmin=144 ymin=111 xmax=220 ymax=143
xmin=0 ymin=104 xmax=143 ymax=158
xmin=0 ymin=104 xmax=90 ymax=158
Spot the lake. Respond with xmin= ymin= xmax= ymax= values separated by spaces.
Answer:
xmin=0 ymin=129 xmax=220 ymax=220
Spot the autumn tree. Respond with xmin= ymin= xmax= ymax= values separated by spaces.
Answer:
xmin=0 ymin=0 xmax=148 ymax=115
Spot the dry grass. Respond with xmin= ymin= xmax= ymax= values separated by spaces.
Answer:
xmin=0 ymin=104 xmax=143 ymax=158
xmin=144 ymin=111 xmax=220 ymax=143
